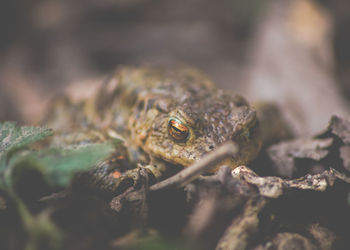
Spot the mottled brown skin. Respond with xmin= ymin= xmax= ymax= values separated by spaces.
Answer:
xmin=97 ymin=67 xmax=261 ymax=172
xmin=45 ymin=66 xmax=262 ymax=182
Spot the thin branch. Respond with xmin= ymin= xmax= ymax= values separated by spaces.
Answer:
xmin=110 ymin=142 xmax=238 ymax=212
xmin=149 ymin=142 xmax=238 ymax=191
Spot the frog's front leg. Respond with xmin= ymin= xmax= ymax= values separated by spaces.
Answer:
xmin=142 ymin=156 xmax=169 ymax=180
xmin=90 ymin=156 xmax=170 ymax=195
xmin=113 ymin=159 xmax=169 ymax=190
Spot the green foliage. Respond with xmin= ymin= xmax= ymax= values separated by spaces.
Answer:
xmin=0 ymin=122 xmax=53 ymax=189
xmin=0 ymin=121 xmax=119 ymax=190
xmin=0 ymin=122 xmax=53 ymax=162
xmin=8 ymin=143 xmax=117 ymax=188
xmin=0 ymin=122 xmax=121 ymax=250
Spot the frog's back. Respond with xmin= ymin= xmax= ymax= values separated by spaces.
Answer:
xmin=91 ymin=66 xmax=215 ymax=131
xmin=43 ymin=66 xmax=216 ymax=143
xmin=95 ymin=66 xmax=215 ymax=110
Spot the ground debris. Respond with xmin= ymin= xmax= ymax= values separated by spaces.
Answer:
xmin=104 ymin=127 xmax=350 ymax=250
xmin=267 ymin=137 xmax=333 ymax=178
xmin=183 ymin=166 xmax=255 ymax=249
xmin=110 ymin=142 xmax=238 ymax=214
xmin=266 ymin=115 xmax=350 ymax=178
xmin=323 ymin=116 xmax=350 ymax=173
xmin=216 ymin=198 xmax=267 ymax=250
xmin=253 ymin=232 xmax=317 ymax=250
xmin=307 ymin=224 xmax=336 ymax=250
xmin=233 ymin=166 xmax=350 ymax=198
xmin=326 ymin=115 xmax=350 ymax=144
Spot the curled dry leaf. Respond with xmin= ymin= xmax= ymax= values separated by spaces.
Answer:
xmin=266 ymin=115 xmax=350 ymax=178
xmin=267 ymin=137 xmax=333 ymax=178
xmin=232 ymin=166 xmax=350 ymax=198
xmin=322 ymin=116 xmax=350 ymax=173
xmin=327 ymin=115 xmax=350 ymax=144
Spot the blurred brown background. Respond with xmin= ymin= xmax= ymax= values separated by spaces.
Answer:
xmin=0 ymin=0 xmax=349 ymax=135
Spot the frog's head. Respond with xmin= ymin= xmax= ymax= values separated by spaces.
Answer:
xmin=129 ymin=90 xmax=261 ymax=172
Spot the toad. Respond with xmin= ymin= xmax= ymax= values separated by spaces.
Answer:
xmin=44 ymin=66 xmax=290 ymax=192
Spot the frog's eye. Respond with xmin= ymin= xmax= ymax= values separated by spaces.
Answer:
xmin=168 ymin=118 xmax=189 ymax=142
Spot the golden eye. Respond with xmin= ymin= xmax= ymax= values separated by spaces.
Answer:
xmin=168 ymin=118 xmax=189 ymax=142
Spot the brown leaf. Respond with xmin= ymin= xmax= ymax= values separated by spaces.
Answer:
xmin=328 ymin=115 xmax=350 ymax=144
xmin=267 ymin=137 xmax=333 ymax=178
xmin=232 ymin=166 xmax=350 ymax=198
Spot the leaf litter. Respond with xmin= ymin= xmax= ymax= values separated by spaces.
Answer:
xmin=2 ymin=116 xmax=350 ymax=250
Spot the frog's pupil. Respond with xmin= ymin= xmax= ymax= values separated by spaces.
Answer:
xmin=168 ymin=118 xmax=189 ymax=141
xmin=172 ymin=126 xmax=182 ymax=132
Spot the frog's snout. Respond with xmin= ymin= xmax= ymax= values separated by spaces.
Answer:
xmin=230 ymin=107 xmax=257 ymax=135
xmin=241 ymin=107 xmax=257 ymax=123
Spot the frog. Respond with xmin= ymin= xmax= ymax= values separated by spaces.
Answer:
xmin=43 ymin=66 xmax=290 ymax=193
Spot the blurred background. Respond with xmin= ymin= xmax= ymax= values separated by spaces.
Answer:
xmin=0 ymin=0 xmax=349 ymax=135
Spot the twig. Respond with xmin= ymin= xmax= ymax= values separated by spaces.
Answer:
xmin=110 ymin=142 xmax=238 ymax=212
xmin=149 ymin=142 xmax=238 ymax=191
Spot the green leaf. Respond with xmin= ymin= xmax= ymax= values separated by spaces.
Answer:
xmin=0 ymin=122 xmax=61 ymax=249
xmin=0 ymin=122 xmax=53 ymax=190
xmin=0 ymin=122 xmax=121 ymax=250
xmin=8 ymin=141 xmax=119 ymax=188
xmin=0 ymin=122 xmax=52 ymax=164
